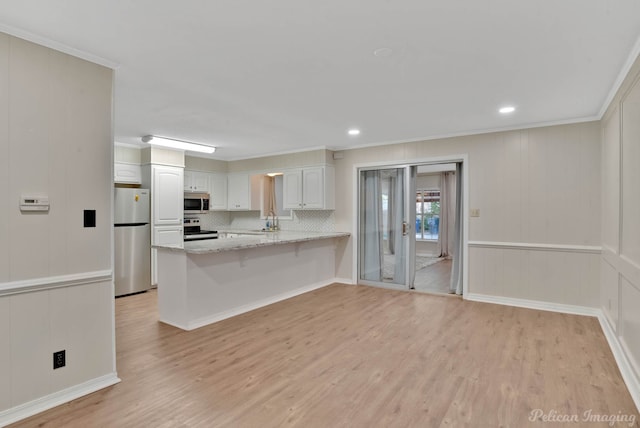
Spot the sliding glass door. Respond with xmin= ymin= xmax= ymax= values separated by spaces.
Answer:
xmin=358 ymin=167 xmax=416 ymax=288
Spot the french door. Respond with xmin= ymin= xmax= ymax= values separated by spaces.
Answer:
xmin=358 ymin=166 xmax=416 ymax=289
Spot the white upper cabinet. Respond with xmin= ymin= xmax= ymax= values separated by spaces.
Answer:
xmin=114 ymin=162 xmax=142 ymax=184
xmin=227 ymin=173 xmax=260 ymax=210
xmin=283 ymin=170 xmax=303 ymax=210
xmin=153 ymin=165 xmax=184 ymax=225
xmin=283 ymin=166 xmax=334 ymax=210
xmin=209 ymin=173 xmax=228 ymax=210
xmin=184 ymin=170 xmax=210 ymax=193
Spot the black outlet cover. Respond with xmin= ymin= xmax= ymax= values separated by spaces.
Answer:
xmin=84 ymin=210 xmax=96 ymax=228
xmin=53 ymin=350 xmax=66 ymax=369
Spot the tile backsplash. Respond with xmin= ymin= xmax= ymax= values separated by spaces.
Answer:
xmin=195 ymin=210 xmax=335 ymax=232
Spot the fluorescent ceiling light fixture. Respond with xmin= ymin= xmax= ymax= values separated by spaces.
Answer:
xmin=141 ymin=135 xmax=216 ymax=153
xmin=348 ymin=129 xmax=361 ymax=136
xmin=499 ymin=106 xmax=516 ymax=114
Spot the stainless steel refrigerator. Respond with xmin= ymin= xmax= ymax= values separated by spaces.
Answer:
xmin=114 ymin=188 xmax=151 ymax=297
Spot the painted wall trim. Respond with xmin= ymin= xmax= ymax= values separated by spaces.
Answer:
xmin=598 ymin=32 xmax=640 ymax=119
xmin=468 ymin=241 xmax=602 ymax=254
xmin=0 ymin=270 xmax=113 ymax=297
xmin=0 ymin=24 xmax=120 ymax=70
xmin=163 ymin=278 xmax=339 ymax=331
xmin=599 ymin=313 xmax=640 ymax=412
xmin=0 ymin=372 xmax=120 ymax=427
xmin=464 ymin=293 xmax=600 ymax=316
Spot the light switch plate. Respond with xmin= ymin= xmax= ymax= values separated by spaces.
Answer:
xmin=470 ymin=208 xmax=480 ymax=217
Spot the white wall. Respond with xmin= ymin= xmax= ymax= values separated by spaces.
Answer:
xmin=0 ymin=33 xmax=116 ymax=423
xmin=333 ymin=122 xmax=601 ymax=307
xmin=600 ymin=52 xmax=640 ymax=390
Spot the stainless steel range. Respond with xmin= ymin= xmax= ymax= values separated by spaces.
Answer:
xmin=183 ymin=218 xmax=218 ymax=241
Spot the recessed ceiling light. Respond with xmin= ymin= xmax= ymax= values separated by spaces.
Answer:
xmin=373 ymin=47 xmax=393 ymax=57
xmin=499 ymin=106 xmax=516 ymax=114
xmin=348 ymin=129 xmax=361 ymax=136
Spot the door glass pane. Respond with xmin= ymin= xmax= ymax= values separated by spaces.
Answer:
xmin=359 ymin=168 xmax=406 ymax=286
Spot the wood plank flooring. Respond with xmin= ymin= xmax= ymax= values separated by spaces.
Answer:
xmin=10 ymin=284 xmax=638 ymax=427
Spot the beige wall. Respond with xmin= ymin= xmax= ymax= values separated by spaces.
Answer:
xmin=600 ymin=52 xmax=640 ymax=385
xmin=115 ymin=145 xmax=142 ymax=164
xmin=0 ymin=33 xmax=115 ymax=417
xmin=333 ymin=122 xmax=601 ymax=306
xmin=228 ymin=149 xmax=333 ymax=173
xmin=185 ymin=155 xmax=227 ymax=173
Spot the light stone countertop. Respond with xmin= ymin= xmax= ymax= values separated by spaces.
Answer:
xmin=154 ymin=231 xmax=350 ymax=254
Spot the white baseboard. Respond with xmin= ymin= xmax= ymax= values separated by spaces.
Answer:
xmin=465 ymin=292 xmax=639 ymax=413
xmin=598 ymin=313 xmax=640 ymax=412
xmin=0 ymin=372 xmax=120 ymax=427
xmin=465 ymin=293 xmax=600 ymax=317
xmin=185 ymin=279 xmax=336 ymax=331
xmin=333 ymin=277 xmax=354 ymax=285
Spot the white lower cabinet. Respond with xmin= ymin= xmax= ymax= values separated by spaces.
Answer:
xmin=151 ymin=225 xmax=183 ymax=286
xmin=153 ymin=225 xmax=183 ymax=246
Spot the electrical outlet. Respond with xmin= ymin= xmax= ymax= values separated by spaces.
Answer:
xmin=470 ymin=208 xmax=480 ymax=217
xmin=53 ymin=350 xmax=66 ymax=370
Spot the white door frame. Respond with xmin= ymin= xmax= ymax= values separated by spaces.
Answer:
xmin=352 ymin=154 xmax=470 ymax=296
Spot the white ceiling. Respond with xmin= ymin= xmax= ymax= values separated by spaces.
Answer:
xmin=1 ymin=1 xmax=640 ymax=160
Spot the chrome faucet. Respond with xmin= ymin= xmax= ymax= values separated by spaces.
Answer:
xmin=267 ymin=210 xmax=278 ymax=231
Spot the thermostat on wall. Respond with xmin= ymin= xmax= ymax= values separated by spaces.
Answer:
xmin=20 ymin=195 xmax=50 ymax=212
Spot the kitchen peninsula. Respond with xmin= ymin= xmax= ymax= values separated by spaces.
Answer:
xmin=154 ymin=231 xmax=350 ymax=330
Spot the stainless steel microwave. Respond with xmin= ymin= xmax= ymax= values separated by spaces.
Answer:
xmin=184 ymin=192 xmax=210 ymax=213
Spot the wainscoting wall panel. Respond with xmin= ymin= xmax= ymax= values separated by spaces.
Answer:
xmin=600 ymin=51 xmax=640 ymax=410
xmin=600 ymin=257 xmax=620 ymax=330
xmin=620 ymin=277 xmax=640 ymax=373
xmin=0 ymin=31 xmax=117 ymax=425
xmin=469 ymin=244 xmax=600 ymax=308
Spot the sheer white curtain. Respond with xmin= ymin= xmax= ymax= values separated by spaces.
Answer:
xmin=361 ymin=170 xmax=383 ymax=281
xmin=437 ymin=171 xmax=456 ymax=257
xmin=449 ymin=163 xmax=463 ymax=294
xmin=391 ymin=171 xmax=406 ymax=284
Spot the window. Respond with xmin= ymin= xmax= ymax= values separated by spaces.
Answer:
xmin=416 ymin=190 xmax=440 ymax=240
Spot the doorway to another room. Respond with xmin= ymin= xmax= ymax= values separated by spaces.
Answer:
xmin=357 ymin=160 xmax=465 ymax=296
xmin=412 ymin=163 xmax=457 ymax=294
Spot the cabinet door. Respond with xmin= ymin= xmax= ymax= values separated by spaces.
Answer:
xmin=153 ymin=225 xmax=183 ymax=246
xmin=302 ymin=167 xmax=325 ymax=209
xmin=183 ymin=170 xmax=194 ymax=191
xmin=193 ymin=172 xmax=210 ymax=192
xmin=153 ymin=166 xmax=184 ymax=225
xmin=227 ymin=173 xmax=249 ymax=210
xmin=282 ymin=170 xmax=303 ymax=209
xmin=209 ymin=173 xmax=228 ymax=210
xmin=185 ymin=171 xmax=211 ymax=192
xmin=114 ymin=163 xmax=141 ymax=184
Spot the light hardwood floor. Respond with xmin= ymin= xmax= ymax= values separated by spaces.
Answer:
xmin=10 ymin=284 xmax=638 ymax=427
